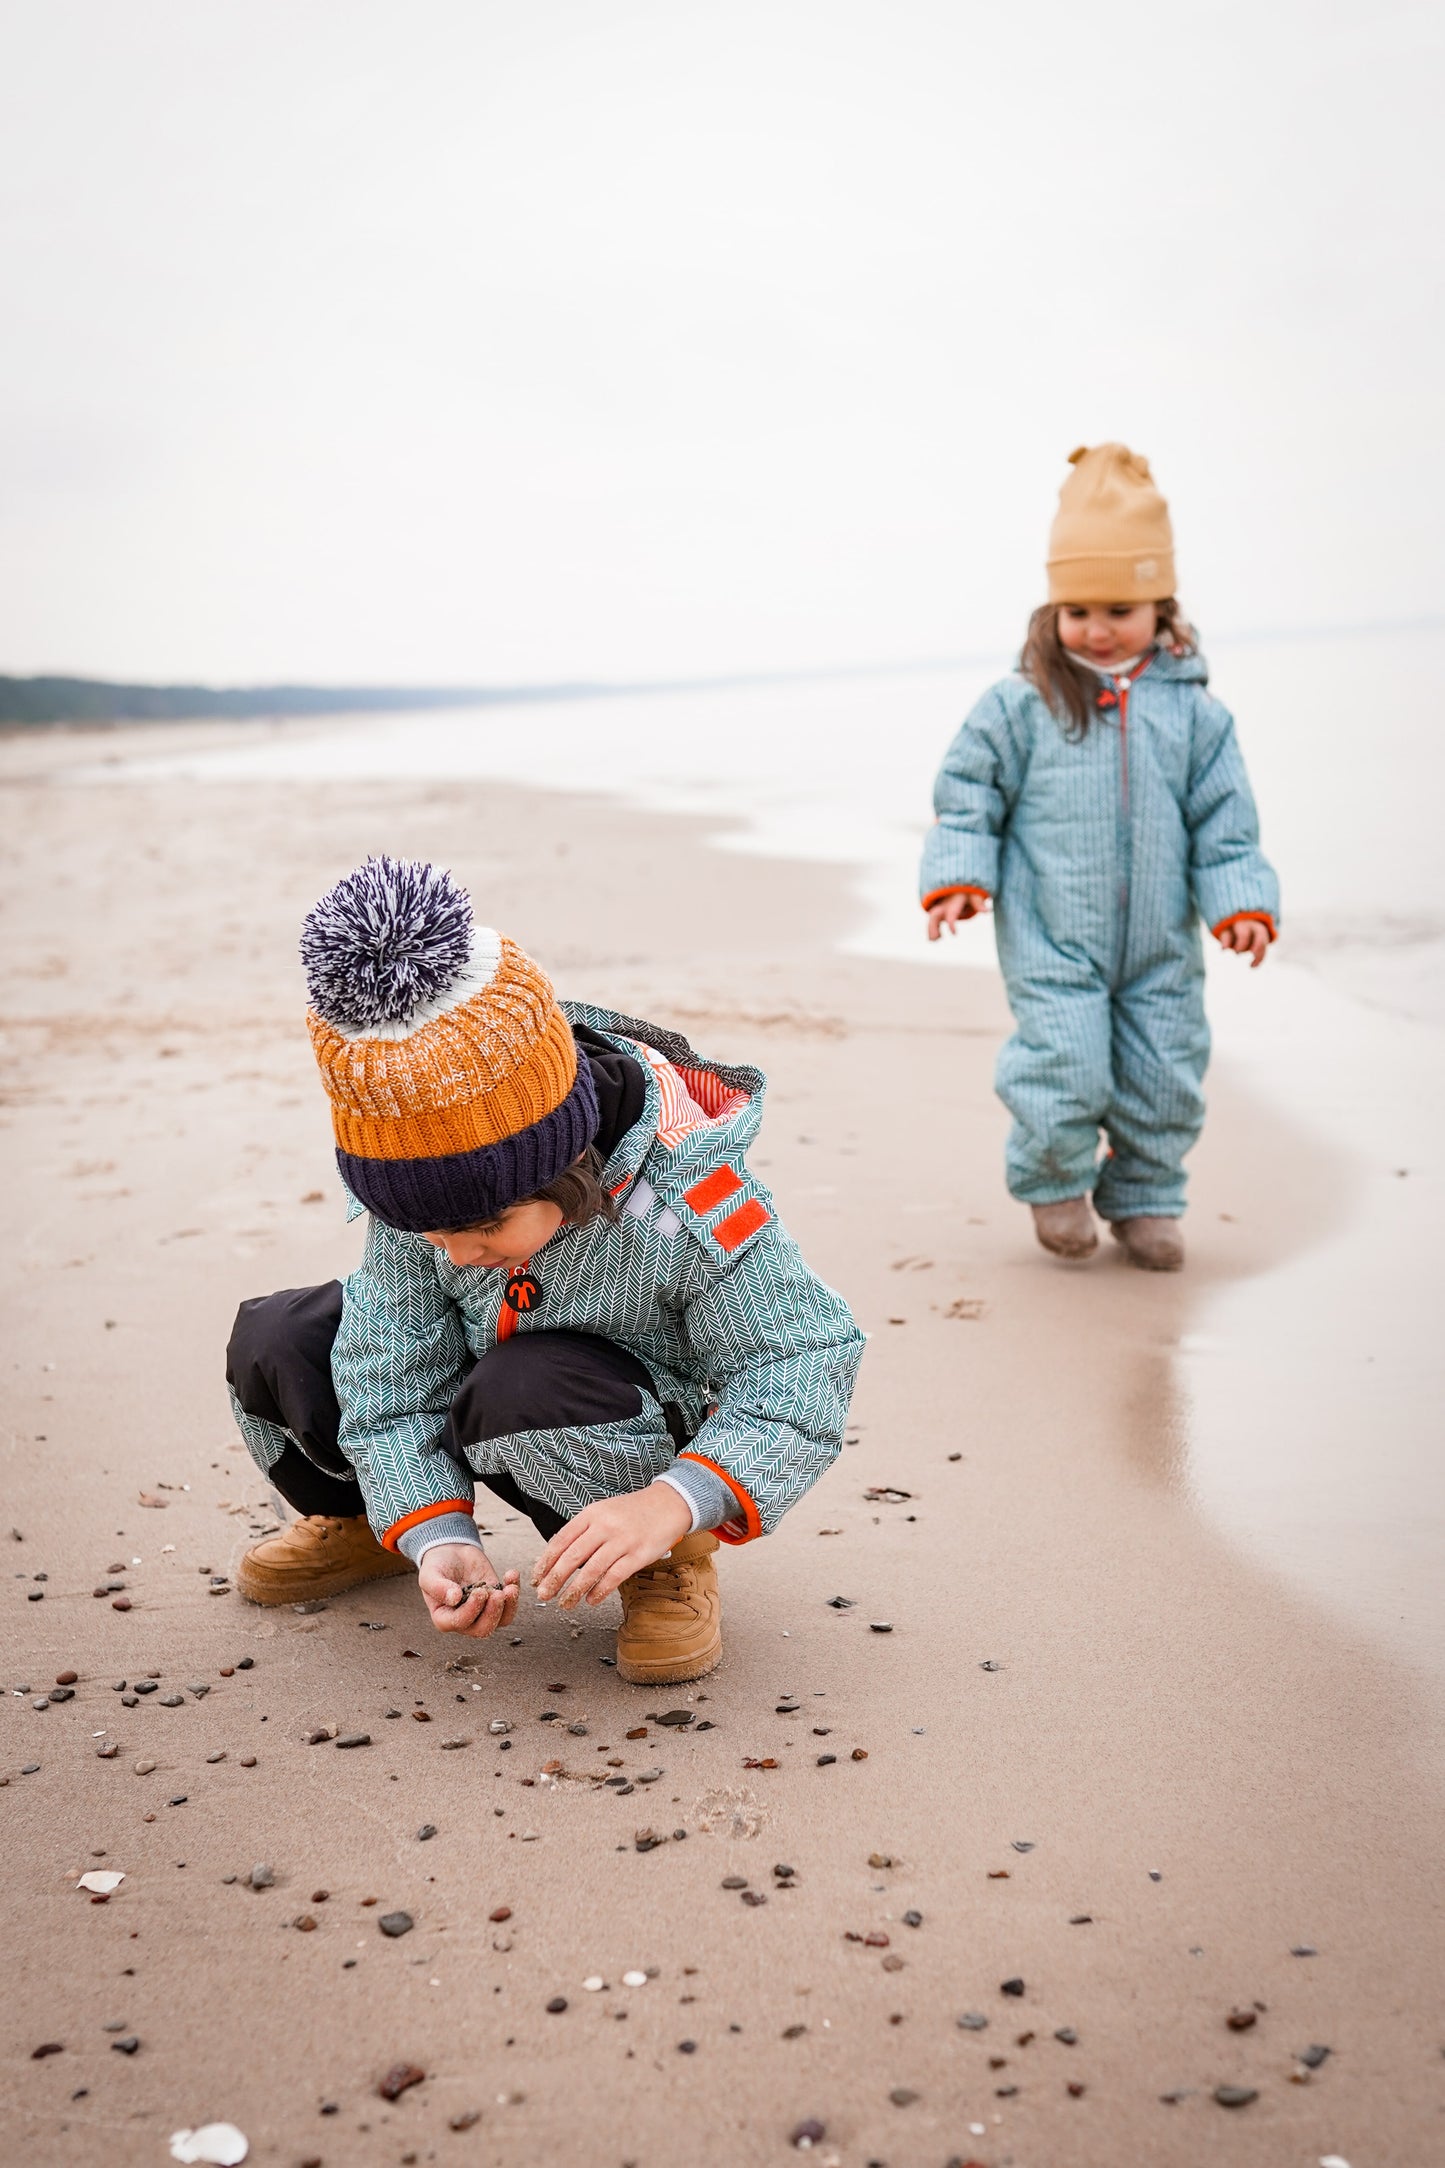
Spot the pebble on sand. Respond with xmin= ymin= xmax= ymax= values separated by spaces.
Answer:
xmin=378 ymin=2063 xmax=426 ymax=2100
xmin=169 ymin=2124 xmax=249 ymax=2164
xmin=1214 ymin=2085 xmax=1259 ymax=2108
xmin=378 ymin=1911 xmax=415 ymax=1937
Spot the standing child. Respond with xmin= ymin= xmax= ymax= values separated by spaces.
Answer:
xmin=226 ymin=856 xmax=862 ymax=1681
xmin=920 ymin=443 xmax=1278 ymax=1270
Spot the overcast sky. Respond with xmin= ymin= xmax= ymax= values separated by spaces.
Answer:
xmin=2 ymin=0 xmax=1440 ymax=683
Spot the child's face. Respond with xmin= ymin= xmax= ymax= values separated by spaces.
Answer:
xmin=1057 ymin=601 xmax=1158 ymax=665
xmin=423 ymin=1197 xmax=566 ymax=1270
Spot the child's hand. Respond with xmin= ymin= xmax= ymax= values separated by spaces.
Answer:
xmin=417 ymin=1544 xmax=521 ymax=1638
xmin=926 ymin=891 xmax=990 ymax=942
xmin=1215 ymin=917 xmax=1272 ymax=969
xmin=530 ymin=1483 xmax=693 ymax=1610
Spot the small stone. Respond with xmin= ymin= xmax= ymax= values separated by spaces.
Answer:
xmin=378 ymin=1911 xmax=414 ymax=1937
xmin=1000 ymin=1977 xmax=1025 ymax=1996
xmin=583 ymin=1975 xmax=606 ymax=1992
xmin=546 ymin=1997 xmax=568 ymax=2014
xmin=721 ymin=1875 xmax=748 ymax=1890
xmin=958 ymin=2013 xmax=989 ymax=2031
xmin=621 ymin=1971 xmax=648 ymax=1988
xmin=489 ymin=1905 xmax=512 ymax=1922
xmin=1054 ymin=2027 xmax=1078 ymax=2045
xmin=32 ymin=2043 xmax=64 ymax=2059
xmin=206 ymin=1751 xmax=225 ymax=1764
xmin=868 ymin=1852 xmax=896 ymax=1869
xmin=378 ymin=2062 xmax=426 ymax=2100
xmin=1298 ymin=2044 xmax=1331 ymax=2068
xmin=1011 ymin=1840 xmax=1035 ymax=1853
xmin=247 ymin=1864 xmax=275 ymax=1890
xmin=1069 ymin=1913 xmax=1092 ymax=1924
xmin=219 ymin=1667 xmax=234 ymax=1678
xmin=980 ymin=1659 xmax=1000 ymax=1670
xmin=292 ymin=1600 xmax=327 ymax=1615
xmin=903 ymin=1909 xmax=922 ymax=1927
xmin=1067 ymin=2080 xmax=1087 ymax=2097
xmin=27 ymin=1589 xmax=43 ymax=1600
xmin=111 ymin=1597 xmax=132 ymax=1612
xmin=21 ymin=1763 xmax=40 ymax=1775
xmin=417 ymin=1824 xmax=437 ymax=1842
xmin=133 ymin=1759 xmax=156 ymax=1775
xmin=186 ymin=1683 xmax=210 ymax=1698
xmin=488 ymin=1718 xmax=512 ymax=1734
xmin=239 ymin=1755 xmax=256 ymax=1768
xmin=888 ymin=2087 xmax=918 ymax=2106
xmin=336 ymin=1733 xmax=371 ymax=1749
xmin=449 ymin=2109 xmax=481 ymax=2130
xmin=827 ymin=1596 xmax=855 ymax=1609
xmin=678 ymin=2038 xmax=696 ymax=2053
xmin=168 ymin=1794 xmax=188 ymax=1806
xmin=654 ymin=1709 xmax=694 ymax=1727
xmin=851 ymin=1748 xmax=868 ymax=1762
xmin=110 ymin=2036 xmax=140 ymax=2055
xmin=816 ymin=1754 xmax=837 ymax=1766
xmin=96 ymin=1743 xmax=118 ymax=1759
xmin=790 ymin=2119 xmax=826 ymax=2148
xmin=741 ymin=1890 xmax=767 ymax=1906
xmin=49 ymin=1686 xmax=75 ymax=1703
xmin=1227 ymin=2008 xmax=1257 ymax=2032
xmin=134 ymin=1680 xmax=158 ymax=1696
xmin=295 ymin=1915 xmax=318 ymax=1932
xmin=55 ymin=1670 xmax=78 ymax=1685
xmin=121 ymin=1693 xmax=139 ymax=1707
xmin=869 ymin=1622 xmax=893 ymax=1633
xmin=1213 ymin=2086 xmax=1259 ymax=2108
xmin=1290 ymin=1945 xmax=1318 ymax=1957
xmin=159 ymin=1693 xmax=184 ymax=1708
xmin=236 ymin=1657 xmax=254 ymax=1670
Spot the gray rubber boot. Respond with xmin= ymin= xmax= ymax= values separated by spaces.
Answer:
xmin=1109 ymin=1216 xmax=1185 ymax=1272
xmin=1030 ymin=1197 xmax=1098 ymax=1260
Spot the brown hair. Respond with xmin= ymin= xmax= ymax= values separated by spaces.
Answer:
xmin=1019 ymin=598 xmax=1197 ymax=740
xmin=444 ymin=1146 xmax=617 ymax=1235
xmin=530 ymin=1145 xmax=618 ymax=1227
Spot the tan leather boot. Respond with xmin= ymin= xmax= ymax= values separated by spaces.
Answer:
xmin=1110 ymin=1216 xmax=1185 ymax=1272
xmin=235 ymin=1514 xmax=413 ymax=1606
xmin=1030 ymin=1196 xmax=1098 ymax=1259
xmin=616 ymin=1530 xmax=722 ymax=1684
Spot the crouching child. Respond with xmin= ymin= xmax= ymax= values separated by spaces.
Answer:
xmin=225 ymin=856 xmax=863 ymax=1683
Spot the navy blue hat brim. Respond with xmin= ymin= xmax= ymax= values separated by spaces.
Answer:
xmin=337 ymin=1057 xmax=600 ymax=1234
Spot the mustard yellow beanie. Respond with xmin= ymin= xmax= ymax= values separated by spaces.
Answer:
xmin=1046 ymin=443 xmax=1176 ymax=604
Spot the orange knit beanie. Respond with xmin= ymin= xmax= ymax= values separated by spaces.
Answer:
xmin=1046 ymin=443 xmax=1176 ymax=604
xmin=299 ymin=856 xmax=596 ymax=1231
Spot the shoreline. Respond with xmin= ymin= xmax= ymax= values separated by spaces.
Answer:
xmin=2 ymin=740 xmax=1441 ymax=2163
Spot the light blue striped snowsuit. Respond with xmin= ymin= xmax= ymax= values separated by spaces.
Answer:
xmin=919 ymin=648 xmax=1279 ymax=1218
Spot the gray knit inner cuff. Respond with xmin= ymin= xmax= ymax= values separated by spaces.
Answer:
xmin=396 ymin=1510 xmax=485 ymax=1565
xmin=658 ymin=1459 xmax=734 ymax=1532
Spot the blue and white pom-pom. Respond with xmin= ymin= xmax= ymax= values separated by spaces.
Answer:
xmin=299 ymin=855 xmax=501 ymax=1040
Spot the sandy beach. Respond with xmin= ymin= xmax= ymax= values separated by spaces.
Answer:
xmin=3 ymin=734 xmax=1443 ymax=2168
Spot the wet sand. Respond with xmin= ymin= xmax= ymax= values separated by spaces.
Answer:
xmin=2 ymin=739 xmax=1442 ymax=2167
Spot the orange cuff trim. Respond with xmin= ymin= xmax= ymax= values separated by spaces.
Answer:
xmin=684 ymin=1164 xmax=745 ymax=1215
xmin=921 ymin=883 xmax=990 ymax=912
xmin=381 ymin=1499 xmax=476 ymax=1554
xmin=677 ymin=1452 xmax=763 ymax=1543
xmin=712 ymin=1198 xmax=772 ymax=1253
xmin=1212 ymin=910 xmax=1277 ymax=942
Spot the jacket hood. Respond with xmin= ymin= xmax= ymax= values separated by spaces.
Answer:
xmin=561 ymin=1002 xmax=766 ymax=1195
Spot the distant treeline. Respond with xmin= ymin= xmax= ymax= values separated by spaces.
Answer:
xmin=0 ymin=676 xmax=602 ymax=726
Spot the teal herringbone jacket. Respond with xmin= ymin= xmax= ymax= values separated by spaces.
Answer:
xmin=246 ymin=1007 xmax=863 ymax=1548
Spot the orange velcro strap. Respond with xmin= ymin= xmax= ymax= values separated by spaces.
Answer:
xmin=921 ymin=883 xmax=990 ymax=911
xmin=1212 ymin=910 xmax=1277 ymax=942
xmin=712 ymin=1198 xmax=771 ymax=1253
xmin=683 ymin=1164 xmax=745 ymax=1215
xmin=676 ymin=1452 xmax=763 ymax=1543
xmin=381 ymin=1499 xmax=476 ymax=1554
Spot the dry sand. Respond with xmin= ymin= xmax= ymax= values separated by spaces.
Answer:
xmin=1 ymin=735 xmax=1441 ymax=2168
